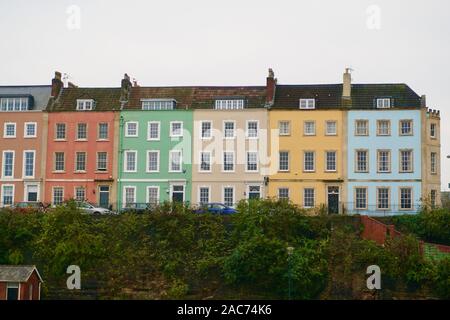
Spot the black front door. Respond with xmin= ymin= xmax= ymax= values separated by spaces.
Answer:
xmin=328 ymin=187 xmax=339 ymax=214
xmin=172 ymin=185 xmax=184 ymax=203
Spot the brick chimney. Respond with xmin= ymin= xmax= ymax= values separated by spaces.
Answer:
xmin=342 ymin=68 xmax=352 ymax=100
xmin=266 ymin=68 xmax=277 ymax=106
xmin=51 ymin=71 xmax=64 ymax=97
xmin=120 ymin=73 xmax=132 ymax=109
xmin=421 ymin=94 xmax=427 ymax=108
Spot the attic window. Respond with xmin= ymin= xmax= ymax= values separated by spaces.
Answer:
xmin=141 ymin=99 xmax=175 ymax=110
xmin=299 ymin=99 xmax=315 ymax=109
xmin=0 ymin=97 xmax=29 ymax=111
xmin=376 ymin=98 xmax=391 ymax=109
xmin=215 ymin=99 xmax=244 ymax=110
xmin=76 ymin=99 xmax=95 ymax=111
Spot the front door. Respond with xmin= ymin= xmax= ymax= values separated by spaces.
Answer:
xmin=327 ymin=186 xmax=339 ymax=214
xmin=99 ymin=185 xmax=110 ymax=208
xmin=171 ymin=185 xmax=184 ymax=203
xmin=248 ymin=185 xmax=261 ymax=200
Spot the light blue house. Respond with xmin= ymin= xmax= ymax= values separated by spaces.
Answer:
xmin=345 ymin=83 xmax=423 ymax=215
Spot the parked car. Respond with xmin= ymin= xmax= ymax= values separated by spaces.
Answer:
xmin=119 ymin=203 xmax=152 ymax=214
xmin=195 ymin=203 xmax=237 ymax=215
xmin=76 ymin=201 xmax=116 ymax=215
xmin=12 ymin=202 xmax=47 ymax=212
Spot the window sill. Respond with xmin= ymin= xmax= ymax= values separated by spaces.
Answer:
xmin=54 ymin=139 xmax=67 ymax=142
xmin=74 ymin=171 xmax=87 ymax=174
xmin=97 ymin=139 xmax=110 ymax=142
xmin=75 ymin=139 xmax=88 ymax=142
xmin=3 ymin=136 xmax=16 ymax=139
xmin=95 ymin=170 xmax=108 ymax=173
xmin=24 ymin=136 xmax=37 ymax=139
xmin=52 ymin=171 xmax=66 ymax=174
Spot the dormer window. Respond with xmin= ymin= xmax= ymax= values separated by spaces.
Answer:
xmin=76 ymin=99 xmax=95 ymax=111
xmin=376 ymin=98 xmax=391 ymax=109
xmin=0 ymin=97 xmax=29 ymax=111
xmin=215 ymin=99 xmax=244 ymax=110
xmin=299 ymin=99 xmax=315 ymax=109
xmin=141 ymin=99 xmax=175 ymax=110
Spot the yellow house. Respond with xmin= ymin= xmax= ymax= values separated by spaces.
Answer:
xmin=267 ymin=84 xmax=347 ymax=213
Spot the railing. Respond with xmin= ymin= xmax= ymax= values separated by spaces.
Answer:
xmin=342 ymin=203 xmax=421 ymax=216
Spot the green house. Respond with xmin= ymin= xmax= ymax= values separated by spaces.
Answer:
xmin=118 ymin=83 xmax=193 ymax=209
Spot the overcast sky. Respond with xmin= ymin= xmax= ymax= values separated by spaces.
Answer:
xmin=1 ymin=0 xmax=449 ymax=189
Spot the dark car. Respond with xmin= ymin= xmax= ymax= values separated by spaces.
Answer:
xmin=195 ymin=203 xmax=237 ymax=215
xmin=120 ymin=203 xmax=152 ymax=214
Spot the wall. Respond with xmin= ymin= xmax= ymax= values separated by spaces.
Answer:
xmin=0 ymin=111 xmax=46 ymax=205
xmin=192 ymin=109 xmax=268 ymax=205
xmin=267 ymin=109 xmax=346 ymax=207
xmin=119 ymin=110 xmax=193 ymax=207
xmin=347 ymin=109 xmax=422 ymax=214
xmin=45 ymin=111 xmax=116 ymax=206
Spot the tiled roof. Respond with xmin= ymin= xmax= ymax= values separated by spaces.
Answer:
xmin=125 ymin=86 xmax=267 ymax=110
xmin=272 ymin=83 xmax=421 ymax=109
xmin=47 ymin=87 xmax=122 ymax=112
xmin=0 ymin=265 xmax=42 ymax=282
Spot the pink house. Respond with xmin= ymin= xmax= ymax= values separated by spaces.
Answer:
xmin=45 ymin=73 xmax=121 ymax=208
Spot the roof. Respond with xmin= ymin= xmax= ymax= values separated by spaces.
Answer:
xmin=0 ymin=86 xmax=51 ymax=111
xmin=125 ymin=86 xmax=267 ymax=110
xmin=0 ymin=265 xmax=43 ymax=283
xmin=47 ymin=87 xmax=122 ymax=112
xmin=272 ymin=83 xmax=421 ymax=109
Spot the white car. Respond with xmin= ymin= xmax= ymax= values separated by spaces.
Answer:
xmin=76 ymin=202 xmax=116 ymax=215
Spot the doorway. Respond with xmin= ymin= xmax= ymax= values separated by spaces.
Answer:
xmin=171 ymin=185 xmax=185 ymax=203
xmin=99 ymin=185 xmax=110 ymax=208
xmin=327 ymin=186 xmax=339 ymax=214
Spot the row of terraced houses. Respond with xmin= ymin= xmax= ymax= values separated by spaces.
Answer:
xmin=0 ymin=69 xmax=441 ymax=215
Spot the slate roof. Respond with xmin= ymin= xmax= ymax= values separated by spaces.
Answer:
xmin=0 ymin=85 xmax=52 ymax=111
xmin=125 ymin=86 xmax=267 ymax=110
xmin=47 ymin=87 xmax=122 ymax=112
xmin=0 ymin=265 xmax=43 ymax=282
xmin=272 ymin=83 xmax=421 ymax=109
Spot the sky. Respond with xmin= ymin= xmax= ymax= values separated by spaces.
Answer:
xmin=0 ymin=0 xmax=449 ymax=189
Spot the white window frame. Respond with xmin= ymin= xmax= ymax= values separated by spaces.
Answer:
xmin=377 ymin=150 xmax=391 ymax=173
xmin=76 ymin=123 xmax=88 ymax=141
xmin=2 ymin=150 xmax=15 ymax=179
xmin=146 ymin=186 xmax=160 ymax=205
xmin=399 ymin=120 xmax=413 ymax=136
xmin=303 ymin=151 xmax=315 ymax=172
xmin=98 ymin=122 xmax=109 ymax=140
xmin=355 ymin=187 xmax=368 ymax=210
xmin=96 ymin=152 xmax=108 ymax=172
xmin=22 ymin=150 xmax=36 ymax=179
xmin=430 ymin=123 xmax=437 ymax=139
xmin=169 ymin=150 xmax=183 ymax=172
xmin=303 ymin=188 xmax=315 ymax=208
xmin=376 ymin=98 xmax=391 ymax=109
xmin=355 ymin=149 xmax=369 ymax=173
xmin=399 ymin=149 xmax=414 ymax=173
xmin=146 ymin=150 xmax=160 ymax=173
xmin=24 ymin=122 xmax=37 ymax=138
xmin=141 ymin=99 xmax=175 ymax=110
xmin=198 ymin=186 xmax=211 ymax=205
xmin=215 ymin=99 xmax=244 ymax=110
xmin=223 ymin=120 xmax=236 ymax=139
xmin=376 ymin=120 xmax=391 ymax=136
xmin=325 ymin=121 xmax=337 ymax=136
xmin=278 ymin=121 xmax=290 ymax=136
xmin=200 ymin=121 xmax=212 ymax=140
xmin=52 ymin=186 xmax=64 ymax=206
xmin=124 ymin=150 xmax=137 ymax=173
xmin=299 ymin=98 xmax=315 ymax=109
xmin=125 ymin=121 xmax=139 ymax=137
xmin=170 ymin=121 xmax=183 ymax=138
xmin=123 ymin=186 xmax=137 ymax=208
xmin=222 ymin=151 xmax=235 ymax=172
xmin=75 ymin=152 xmax=87 ymax=172
xmin=199 ymin=151 xmax=212 ymax=173
xmin=325 ymin=151 xmax=337 ymax=172
xmin=55 ymin=123 xmax=66 ymax=140
xmin=1 ymin=184 xmax=15 ymax=207
xmin=76 ymin=99 xmax=95 ymax=111
xmin=247 ymin=185 xmax=262 ymax=200
xmin=54 ymin=152 xmax=65 ymax=172
xmin=278 ymin=187 xmax=290 ymax=200
xmin=246 ymin=120 xmax=259 ymax=139
xmin=376 ymin=187 xmax=390 ymax=210
xmin=304 ymin=121 xmax=316 ymax=136
xmin=3 ymin=122 xmax=16 ymax=138
xmin=147 ymin=121 xmax=160 ymax=141
xmin=24 ymin=183 xmax=40 ymax=203
xmin=279 ymin=151 xmax=289 ymax=172
xmin=74 ymin=187 xmax=86 ymax=202
xmin=222 ymin=186 xmax=235 ymax=207
xmin=355 ymin=120 xmax=369 ymax=136
xmin=246 ymin=151 xmax=259 ymax=173
xmin=399 ymin=187 xmax=413 ymax=210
